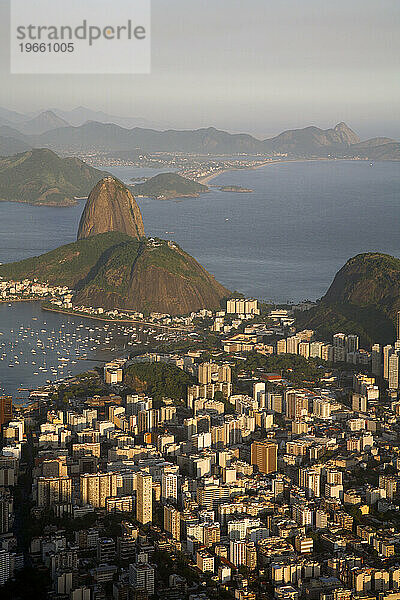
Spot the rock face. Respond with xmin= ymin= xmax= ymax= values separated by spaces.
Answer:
xmin=297 ymin=252 xmax=400 ymax=344
xmin=332 ymin=122 xmax=360 ymax=146
xmin=1 ymin=176 xmax=229 ymax=315
xmin=267 ymin=122 xmax=361 ymax=154
xmin=77 ymin=176 xmax=145 ymax=240
xmin=0 ymin=233 xmax=230 ymax=315
xmin=324 ymin=252 xmax=400 ymax=314
xmin=74 ymin=238 xmax=230 ymax=315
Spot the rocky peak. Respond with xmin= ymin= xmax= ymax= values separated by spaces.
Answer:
xmin=333 ymin=122 xmax=360 ymax=145
xmin=77 ymin=176 xmax=145 ymax=241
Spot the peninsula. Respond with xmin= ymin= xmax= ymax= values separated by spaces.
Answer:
xmin=0 ymin=177 xmax=229 ymax=315
xmin=0 ymin=148 xmax=107 ymax=206
xmin=131 ymin=172 xmax=209 ymax=200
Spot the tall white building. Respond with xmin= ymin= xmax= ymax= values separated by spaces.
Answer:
xmin=388 ymin=351 xmax=400 ymax=390
xmin=333 ymin=333 xmax=346 ymax=348
xmin=371 ymin=344 xmax=382 ymax=377
xmin=292 ymin=504 xmax=313 ymax=527
xmin=346 ymin=334 xmax=359 ymax=353
xmin=37 ymin=476 xmax=72 ymax=507
xmin=310 ymin=341 xmax=325 ymax=359
xmin=383 ymin=345 xmax=394 ymax=380
xmin=0 ymin=549 xmax=11 ymax=586
xmin=315 ymin=510 xmax=328 ymax=529
xmin=326 ymin=470 xmax=343 ymax=485
xmin=229 ymin=540 xmax=246 ymax=567
xmin=80 ymin=473 xmax=118 ymax=509
xmin=313 ymin=397 xmax=331 ymax=419
xmin=286 ymin=336 xmax=301 ymax=355
xmin=161 ymin=473 xmax=178 ymax=505
xmin=129 ymin=562 xmax=155 ymax=595
xmin=253 ymin=382 xmax=266 ymax=405
xmin=299 ymin=468 xmax=320 ymax=498
xmin=136 ymin=472 xmax=153 ymax=524
xmin=226 ymin=298 xmax=259 ymax=315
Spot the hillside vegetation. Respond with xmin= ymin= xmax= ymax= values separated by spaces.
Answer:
xmin=74 ymin=238 xmax=230 ymax=314
xmin=124 ymin=362 xmax=196 ymax=401
xmin=0 ymin=234 xmax=230 ymax=315
xmin=132 ymin=172 xmax=209 ymax=199
xmin=0 ymin=148 xmax=107 ymax=205
xmin=298 ymin=252 xmax=400 ymax=344
xmin=0 ymin=232 xmax=132 ymax=288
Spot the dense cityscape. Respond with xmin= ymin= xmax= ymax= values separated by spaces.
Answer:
xmin=0 ymin=2 xmax=399 ymax=599
xmin=0 ymin=292 xmax=400 ymax=600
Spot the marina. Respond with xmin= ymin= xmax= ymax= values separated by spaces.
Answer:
xmin=0 ymin=301 xmax=158 ymax=401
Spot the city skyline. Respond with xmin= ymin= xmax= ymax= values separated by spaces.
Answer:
xmin=0 ymin=1 xmax=400 ymax=597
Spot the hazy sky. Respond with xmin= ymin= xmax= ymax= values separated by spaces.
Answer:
xmin=1 ymin=0 xmax=399 ymax=138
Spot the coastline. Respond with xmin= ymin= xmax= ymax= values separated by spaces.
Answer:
xmin=0 ymin=298 xmax=41 ymax=304
xmin=42 ymin=305 xmax=193 ymax=332
xmin=0 ymin=197 xmax=78 ymax=207
xmin=197 ymin=157 xmax=335 ymax=184
xmin=133 ymin=191 xmax=207 ymax=201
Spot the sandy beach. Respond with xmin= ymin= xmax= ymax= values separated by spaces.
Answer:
xmin=197 ymin=159 xmax=297 ymax=184
xmin=197 ymin=157 xmax=337 ymax=185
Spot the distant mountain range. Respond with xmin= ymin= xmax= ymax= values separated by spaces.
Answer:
xmin=50 ymin=106 xmax=170 ymax=130
xmin=0 ymin=108 xmax=398 ymax=159
xmin=0 ymin=109 xmax=69 ymax=135
xmin=14 ymin=110 xmax=69 ymax=135
xmin=0 ymin=106 xmax=170 ymax=135
xmin=0 ymin=148 xmax=107 ymax=206
xmin=0 ymin=106 xmax=29 ymax=124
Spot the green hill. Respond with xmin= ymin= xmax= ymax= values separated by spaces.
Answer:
xmin=132 ymin=172 xmax=209 ymax=200
xmin=297 ymin=252 xmax=400 ymax=344
xmin=0 ymin=148 xmax=108 ymax=205
xmin=348 ymin=140 xmax=400 ymax=160
xmin=74 ymin=237 xmax=229 ymax=314
xmin=0 ymin=232 xmax=130 ymax=288
xmin=124 ymin=362 xmax=196 ymax=401
xmin=296 ymin=302 xmax=394 ymax=346
xmin=0 ymin=232 xmax=229 ymax=315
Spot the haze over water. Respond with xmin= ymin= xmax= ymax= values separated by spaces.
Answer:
xmin=1 ymin=160 xmax=399 ymax=302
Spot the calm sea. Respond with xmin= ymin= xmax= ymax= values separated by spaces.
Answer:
xmin=1 ymin=160 xmax=399 ymax=302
